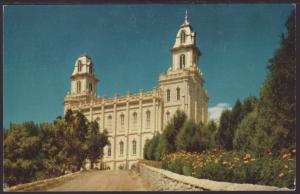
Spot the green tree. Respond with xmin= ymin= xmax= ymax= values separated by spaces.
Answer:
xmin=143 ymin=139 xmax=151 ymax=159
xmin=86 ymin=121 xmax=109 ymax=169
xmin=62 ymin=109 xmax=90 ymax=171
xmin=233 ymin=111 xmax=257 ymax=151
xmin=202 ymin=121 xmax=218 ymax=149
xmin=155 ymin=135 xmax=167 ymax=160
xmin=162 ymin=110 xmax=187 ymax=153
xmin=230 ymin=100 xmax=243 ymax=130
xmin=145 ymin=133 xmax=161 ymax=160
xmin=255 ymin=10 xmax=295 ymax=154
xmin=216 ymin=110 xmax=232 ymax=149
xmin=72 ymin=111 xmax=89 ymax=171
xmin=241 ymin=96 xmax=258 ymax=118
xmin=39 ymin=122 xmax=65 ymax=178
xmin=176 ymin=120 xmax=205 ymax=152
xmin=4 ymin=122 xmax=43 ymax=186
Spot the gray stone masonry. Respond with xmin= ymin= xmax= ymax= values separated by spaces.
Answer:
xmin=138 ymin=163 xmax=292 ymax=191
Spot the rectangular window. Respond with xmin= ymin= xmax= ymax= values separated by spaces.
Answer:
xmin=132 ymin=141 xmax=136 ymax=155
xmin=177 ymin=88 xmax=180 ymax=100
xmin=107 ymin=116 xmax=112 ymax=131
xmin=108 ymin=144 xmax=111 ymax=157
xmin=132 ymin=113 xmax=137 ymax=130
xmin=167 ymin=89 xmax=170 ymax=102
xmin=120 ymin=114 xmax=124 ymax=129
xmin=146 ymin=111 xmax=150 ymax=128
xmin=120 ymin=142 xmax=124 ymax=156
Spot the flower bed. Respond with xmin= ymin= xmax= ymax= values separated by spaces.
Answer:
xmin=161 ymin=149 xmax=295 ymax=189
xmin=139 ymin=160 xmax=162 ymax=169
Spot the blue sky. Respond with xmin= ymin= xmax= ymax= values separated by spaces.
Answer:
xmin=3 ymin=4 xmax=294 ymax=128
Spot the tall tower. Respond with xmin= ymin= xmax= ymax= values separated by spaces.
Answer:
xmin=64 ymin=54 xmax=98 ymax=112
xmin=171 ymin=11 xmax=201 ymax=71
xmin=159 ymin=12 xmax=208 ymax=125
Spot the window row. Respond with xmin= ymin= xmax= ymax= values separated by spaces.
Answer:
xmin=77 ymin=61 xmax=93 ymax=74
xmin=104 ymin=110 xmax=151 ymax=131
xmin=166 ymin=87 xmax=181 ymax=102
xmin=76 ymin=81 xmax=93 ymax=93
xmin=106 ymin=140 xmax=137 ymax=157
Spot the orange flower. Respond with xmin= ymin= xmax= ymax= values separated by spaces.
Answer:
xmin=278 ymin=173 xmax=284 ymax=177
xmin=284 ymin=165 xmax=289 ymax=169
xmin=243 ymin=154 xmax=251 ymax=160
xmin=282 ymin=154 xmax=290 ymax=160
xmin=222 ymin=161 xmax=228 ymax=165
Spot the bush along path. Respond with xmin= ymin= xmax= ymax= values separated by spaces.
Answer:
xmin=160 ymin=149 xmax=295 ymax=189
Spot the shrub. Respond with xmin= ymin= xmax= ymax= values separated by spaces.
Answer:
xmin=176 ymin=120 xmax=205 ymax=152
xmin=171 ymin=158 xmax=183 ymax=175
xmin=182 ymin=160 xmax=193 ymax=176
xmin=162 ymin=149 xmax=295 ymax=189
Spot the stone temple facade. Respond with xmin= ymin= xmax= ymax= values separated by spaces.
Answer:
xmin=64 ymin=13 xmax=208 ymax=170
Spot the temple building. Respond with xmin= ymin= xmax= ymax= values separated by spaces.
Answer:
xmin=64 ymin=13 xmax=208 ymax=170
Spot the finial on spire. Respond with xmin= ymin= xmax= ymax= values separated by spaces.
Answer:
xmin=184 ymin=9 xmax=189 ymax=25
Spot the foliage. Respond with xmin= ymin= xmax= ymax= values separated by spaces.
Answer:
xmin=202 ymin=121 xmax=218 ymax=149
xmin=4 ymin=122 xmax=43 ymax=186
xmin=162 ymin=110 xmax=187 ymax=153
xmin=233 ymin=111 xmax=257 ymax=151
xmin=216 ymin=109 xmax=232 ymax=149
xmin=87 ymin=121 xmax=109 ymax=169
xmin=144 ymin=133 xmax=161 ymax=160
xmin=4 ymin=109 xmax=108 ymax=186
xmin=143 ymin=110 xmax=187 ymax=161
xmin=254 ymin=10 xmax=295 ymax=154
xmin=162 ymin=149 xmax=295 ymax=189
xmin=176 ymin=120 xmax=205 ymax=152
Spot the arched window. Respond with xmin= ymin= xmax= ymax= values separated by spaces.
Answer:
xmin=77 ymin=81 xmax=81 ymax=93
xmin=132 ymin=112 xmax=137 ymax=130
xmin=120 ymin=114 xmax=125 ymax=128
xmin=89 ymin=83 xmax=93 ymax=92
xmin=89 ymin=64 xmax=93 ymax=74
xmin=180 ymin=54 xmax=185 ymax=69
xmin=119 ymin=141 xmax=124 ymax=156
xmin=146 ymin=110 xmax=151 ymax=128
xmin=78 ymin=61 xmax=82 ymax=72
xmin=95 ymin=117 xmax=100 ymax=124
xmin=132 ymin=140 xmax=137 ymax=155
xmin=166 ymin=89 xmax=170 ymax=102
xmin=180 ymin=30 xmax=186 ymax=43
xmin=107 ymin=142 xmax=111 ymax=157
xmin=176 ymin=87 xmax=180 ymax=100
xmin=107 ymin=115 xmax=112 ymax=131
xmin=166 ymin=111 xmax=170 ymax=122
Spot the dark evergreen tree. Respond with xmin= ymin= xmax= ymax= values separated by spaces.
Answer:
xmin=86 ymin=121 xmax=108 ymax=169
xmin=216 ymin=110 xmax=232 ymax=149
xmin=176 ymin=120 xmax=205 ymax=152
xmin=255 ymin=10 xmax=295 ymax=153
xmin=162 ymin=110 xmax=187 ymax=153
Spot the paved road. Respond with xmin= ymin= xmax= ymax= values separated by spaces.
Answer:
xmin=47 ymin=170 xmax=150 ymax=191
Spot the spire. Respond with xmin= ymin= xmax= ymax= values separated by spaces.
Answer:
xmin=182 ymin=10 xmax=189 ymax=26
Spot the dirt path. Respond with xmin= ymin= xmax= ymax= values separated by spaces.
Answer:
xmin=47 ymin=170 xmax=150 ymax=191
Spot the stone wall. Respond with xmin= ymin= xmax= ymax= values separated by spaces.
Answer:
xmin=4 ymin=171 xmax=82 ymax=192
xmin=138 ymin=163 xmax=291 ymax=191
